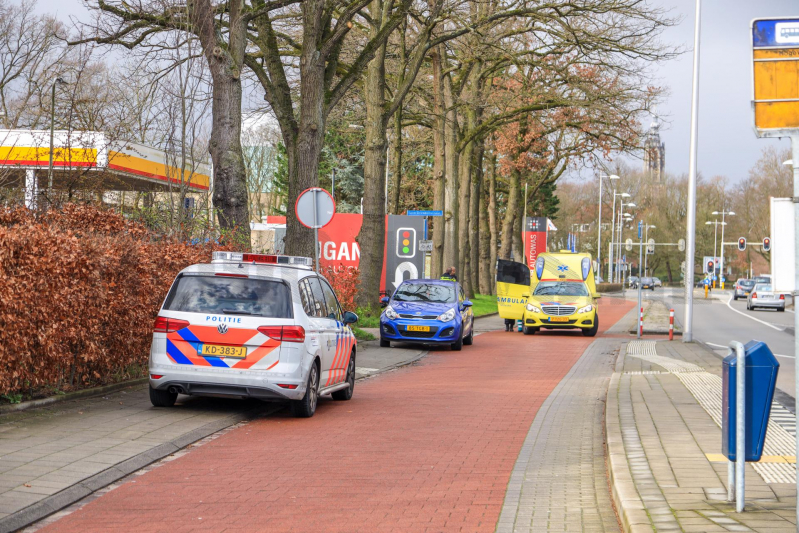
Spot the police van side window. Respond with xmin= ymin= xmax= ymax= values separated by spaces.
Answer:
xmin=298 ymin=279 xmax=315 ymax=316
xmin=307 ymin=277 xmax=329 ymax=319
xmin=320 ymin=279 xmax=342 ymax=321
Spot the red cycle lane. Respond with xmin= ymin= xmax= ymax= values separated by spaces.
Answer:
xmin=42 ymin=300 xmax=633 ymax=533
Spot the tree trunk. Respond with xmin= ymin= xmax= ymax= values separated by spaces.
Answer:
xmin=499 ymin=168 xmax=520 ymax=260
xmin=430 ymin=46 xmax=446 ymax=279
xmin=488 ymin=154 xmax=498 ymax=293
xmin=442 ymin=72 xmax=459 ymax=275
xmin=469 ymin=142 xmax=483 ymax=297
xmin=512 ymin=210 xmax=522 ymax=262
xmin=478 ymin=153 xmax=491 ymax=294
xmin=355 ymin=0 xmax=388 ymax=309
xmin=458 ymin=138 xmax=473 ymax=296
xmin=389 ymin=108 xmax=402 ymax=214
xmin=192 ymin=0 xmax=250 ymax=244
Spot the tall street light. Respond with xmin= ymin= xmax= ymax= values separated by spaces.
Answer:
xmin=48 ymin=77 xmax=67 ymax=192
xmin=683 ymin=0 xmax=702 ymax=342
xmin=705 ymin=219 xmax=726 ymax=287
xmin=610 ymin=191 xmax=630 ymax=282
xmin=618 ymin=201 xmax=636 ymax=282
xmin=598 ymin=174 xmax=620 ymax=281
xmin=714 ymin=209 xmax=735 ymax=288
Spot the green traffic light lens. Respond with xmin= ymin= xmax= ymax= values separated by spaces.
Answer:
xmin=402 ymin=246 xmax=410 ymax=253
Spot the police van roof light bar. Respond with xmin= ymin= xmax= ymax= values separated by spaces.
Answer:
xmin=212 ymin=251 xmax=313 ymax=268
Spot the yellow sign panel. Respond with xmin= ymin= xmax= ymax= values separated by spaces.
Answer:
xmin=752 ymin=19 xmax=799 ymax=135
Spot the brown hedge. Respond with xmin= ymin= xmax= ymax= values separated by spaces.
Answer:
xmin=0 ymin=205 xmax=229 ymax=398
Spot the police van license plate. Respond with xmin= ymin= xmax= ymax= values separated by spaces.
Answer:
xmin=549 ymin=317 xmax=569 ymax=323
xmin=201 ymin=344 xmax=247 ymax=358
xmin=407 ymin=325 xmax=430 ymax=332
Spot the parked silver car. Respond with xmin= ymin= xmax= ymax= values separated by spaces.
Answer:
xmin=746 ymin=283 xmax=785 ymax=312
xmin=652 ymin=277 xmax=663 ymax=287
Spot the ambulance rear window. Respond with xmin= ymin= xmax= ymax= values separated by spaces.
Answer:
xmin=163 ymin=274 xmax=293 ymax=318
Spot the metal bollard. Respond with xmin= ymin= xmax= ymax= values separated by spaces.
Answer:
xmin=729 ymin=340 xmax=746 ymax=513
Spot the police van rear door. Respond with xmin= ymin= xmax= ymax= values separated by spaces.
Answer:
xmin=495 ymin=259 xmax=530 ymax=320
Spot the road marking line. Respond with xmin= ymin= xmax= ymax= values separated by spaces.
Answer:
xmin=725 ymin=294 xmax=784 ymax=331
xmin=705 ymin=341 xmax=793 ymax=358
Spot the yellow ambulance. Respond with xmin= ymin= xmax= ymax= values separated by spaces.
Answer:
xmin=496 ymin=251 xmax=600 ymax=336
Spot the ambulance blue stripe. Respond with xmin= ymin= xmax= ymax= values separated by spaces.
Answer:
xmin=166 ymin=340 xmax=193 ymax=365
xmin=203 ymin=357 xmax=229 ymax=368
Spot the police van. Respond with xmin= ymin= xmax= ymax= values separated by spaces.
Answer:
xmin=496 ymin=251 xmax=600 ymax=336
xmin=149 ymin=252 xmax=358 ymax=418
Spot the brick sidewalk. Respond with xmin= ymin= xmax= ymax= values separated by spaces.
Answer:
xmin=0 ymin=342 xmax=428 ymax=532
xmin=607 ymin=339 xmax=797 ymax=532
xmin=36 ymin=303 xmax=633 ymax=532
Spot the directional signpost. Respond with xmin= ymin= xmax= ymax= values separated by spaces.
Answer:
xmin=752 ymin=19 xmax=799 ymax=517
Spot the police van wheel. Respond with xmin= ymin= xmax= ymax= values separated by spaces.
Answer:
xmin=379 ymin=337 xmax=390 ymax=348
xmin=149 ymin=385 xmax=177 ymax=408
xmin=733 ymin=295 xmax=738 ymax=301
xmin=332 ymin=354 xmax=355 ymax=401
xmin=291 ymin=363 xmax=319 ymax=418
xmin=582 ymin=317 xmax=599 ymax=337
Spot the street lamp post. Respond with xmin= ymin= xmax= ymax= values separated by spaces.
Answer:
xmin=714 ymin=209 xmax=735 ymax=288
xmin=598 ymin=174 xmax=620 ymax=281
xmin=705 ymin=219 xmax=726 ymax=287
xmin=48 ymin=77 xmax=67 ymax=193
xmin=610 ymin=192 xmax=631 ymax=283
xmin=618 ymin=202 xmax=635 ymax=282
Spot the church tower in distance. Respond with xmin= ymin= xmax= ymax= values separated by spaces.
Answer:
xmin=643 ymin=120 xmax=665 ymax=182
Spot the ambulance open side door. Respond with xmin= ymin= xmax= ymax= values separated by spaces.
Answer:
xmin=495 ymin=259 xmax=531 ymax=320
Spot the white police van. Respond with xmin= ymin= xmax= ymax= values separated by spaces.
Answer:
xmin=149 ymin=252 xmax=358 ymax=417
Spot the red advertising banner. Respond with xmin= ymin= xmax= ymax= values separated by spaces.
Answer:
xmin=523 ymin=217 xmax=548 ymax=270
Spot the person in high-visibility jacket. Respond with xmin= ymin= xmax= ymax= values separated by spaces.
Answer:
xmin=440 ymin=266 xmax=458 ymax=282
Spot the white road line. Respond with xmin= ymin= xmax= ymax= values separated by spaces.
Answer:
xmin=725 ymin=294 xmax=784 ymax=331
xmin=705 ymin=341 xmax=793 ymax=358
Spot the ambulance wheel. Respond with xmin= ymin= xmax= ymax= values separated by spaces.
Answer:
xmin=291 ymin=363 xmax=319 ymax=418
xmin=582 ymin=317 xmax=599 ymax=337
xmin=379 ymin=336 xmax=390 ymax=348
xmin=463 ymin=320 xmax=474 ymax=345
xmin=149 ymin=385 xmax=177 ymax=408
xmin=523 ymin=326 xmax=537 ymax=335
xmin=332 ymin=354 xmax=355 ymax=401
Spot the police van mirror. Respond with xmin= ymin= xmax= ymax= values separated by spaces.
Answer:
xmin=343 ymin=311 xmax=359 ymax=324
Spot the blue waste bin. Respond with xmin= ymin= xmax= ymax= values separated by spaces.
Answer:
xmin=722 ymin=340 xmax=779 ymax=461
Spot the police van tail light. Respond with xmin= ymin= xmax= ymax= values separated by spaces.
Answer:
xmin=154 ymin=316 xmax=190 ymax=333
xmin=780 ymin=294 xmax=785 ymax=300
xmin=752 ymin=292 xmax=757 ymax=299
xmin=212 ymin=251 xmax=312 ymax=268
xmin=258 ymin=325 xmax=306 ymax=342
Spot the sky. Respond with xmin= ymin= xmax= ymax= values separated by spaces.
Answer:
xmin=649 ymin=0 xmax=795 ymax=181
xmin=37 ymin=0 xmax=799 ymax=182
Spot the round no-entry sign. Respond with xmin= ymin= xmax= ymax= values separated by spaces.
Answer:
xmin=295 ymin=187 xmax=335 ymax=229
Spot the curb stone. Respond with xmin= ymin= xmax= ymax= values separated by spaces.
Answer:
xmin=2 ymin=350 xmax=430 ymax=533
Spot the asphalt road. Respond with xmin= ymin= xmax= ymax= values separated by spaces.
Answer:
xmin=644 ymin=287 xmax=797 ymax=400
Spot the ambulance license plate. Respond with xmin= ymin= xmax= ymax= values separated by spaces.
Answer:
xmin=201 ymin=344 xmax=247 ymax=358
xmin=549 ymin=317 xmax=569 ymax=323
xmin=407 ymin=325 xmax=430 ymax=332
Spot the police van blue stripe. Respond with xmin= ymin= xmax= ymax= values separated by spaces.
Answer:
xmin=166 ymin=339 xmax=193 ymax=365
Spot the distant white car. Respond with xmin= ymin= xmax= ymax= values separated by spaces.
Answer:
xmin=747 ymin=283 xmax=785 ymax=312
xmin=653 ymin=277 xmax=662 ymax=287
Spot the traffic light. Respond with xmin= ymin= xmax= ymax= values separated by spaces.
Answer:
xmin=396 ymin=228 xmax=416 ymax=258
xmin=763 ymin=237 xmax=771 ymax=252
xmin=707 ymin=260 xmax=715 ymax=274
xmin=737 ymin=237 xmax=746 ymax=251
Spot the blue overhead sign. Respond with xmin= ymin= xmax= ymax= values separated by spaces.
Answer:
xmin=753 ymin=19 xmax=799 ymax=48
xmin=407 ymin=210 xmax=443 ymax=217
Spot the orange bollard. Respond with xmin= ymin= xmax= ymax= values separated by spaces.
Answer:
xmin=639 ymin=306 xmax=644 ymax=337
xmin=669 ymin=309 xmax=674 ymax=341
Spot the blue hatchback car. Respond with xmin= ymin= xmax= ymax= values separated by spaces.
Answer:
xmin=379 ymin=279 xmax=474 ymax=351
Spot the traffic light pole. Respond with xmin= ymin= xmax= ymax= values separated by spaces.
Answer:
xmin=791 ymin=136 xmax=799 ymax=528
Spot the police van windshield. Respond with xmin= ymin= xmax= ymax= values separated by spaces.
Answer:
xmin=163 ymin=274 xmax=293 ymax=318
xmin=393 ymin=283 xmax=456 ymax=303
xmin=533 ymin=281 xmax=589 ymax=297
